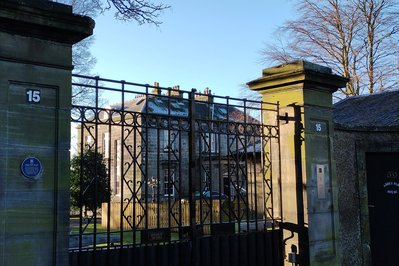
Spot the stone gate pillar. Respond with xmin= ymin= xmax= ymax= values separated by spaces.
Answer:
xmin=248 ymin=61 xmax=348 ymax=266
xmin=0 ymin=1 xmax=93 ymax=265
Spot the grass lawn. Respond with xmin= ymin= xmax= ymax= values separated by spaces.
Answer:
xmin=70 ymin=217 xmax=180 ymax=247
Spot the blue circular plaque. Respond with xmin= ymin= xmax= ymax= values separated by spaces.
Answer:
xmin=21 ymin=157 xmax=43 ymax=180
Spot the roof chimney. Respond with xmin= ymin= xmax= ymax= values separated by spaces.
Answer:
xmin=170 ymin=85 xmax=183 ymax=98
xmin=152 ymin=82 xmax=161 ymax=95
xmin=195 ymin=87 xmax=213 ymax=102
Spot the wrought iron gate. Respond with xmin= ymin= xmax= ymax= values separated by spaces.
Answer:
xmin=69 ymin=75 xmax=283 ymax=266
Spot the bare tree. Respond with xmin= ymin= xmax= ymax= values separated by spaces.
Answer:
xmin=359 ymin=0 xmax=399 ymax=94
xmin=55 ymin=0 xmax=170 ymax=26
xmin=102 ymin=0 xmax=170 ymax=26
xmin=53 ymin=0 xmax=170 ymax=76
xmin=72 ymin=38 xmax=97 ymax=76
xmin=51 ymin=0 xmax=170 ymax=104
xmin=262 ymin=0 xmax=399 ymax=97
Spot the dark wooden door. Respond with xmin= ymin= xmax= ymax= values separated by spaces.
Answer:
xmin=366 ymin=152 xmax=399 ymax=266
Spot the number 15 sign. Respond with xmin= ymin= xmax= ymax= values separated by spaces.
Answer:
xmin=26 ymin=89 xmax=41 ymax=104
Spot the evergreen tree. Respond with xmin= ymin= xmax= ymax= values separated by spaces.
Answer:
xmin=70 ymin=149 xmax=110 ymax=216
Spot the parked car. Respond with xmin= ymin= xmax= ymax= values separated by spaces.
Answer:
xmin=236 ymin=186 xmax=247 ymax=198
xmin=192 ymin=190 xmax=229 ymax=200
xmin=202 ymin=191 xmax=228 ymax=200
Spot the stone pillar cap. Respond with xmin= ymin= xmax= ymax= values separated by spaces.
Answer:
xmin=247 ymin=60 xmax=349 ymax=93
xmin=262 ymin=60 xmax=332 ymax=75
xmin=0 ymin=0 xmax=94 ymax=44
xmin=4 ymin=0 xmax=72 ymax=13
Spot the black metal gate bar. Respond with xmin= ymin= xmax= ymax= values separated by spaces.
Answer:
xmin=188 ymin=89 xmax=197 ymax=266
xmin=69 ymin=74 xmax=283 ymax=266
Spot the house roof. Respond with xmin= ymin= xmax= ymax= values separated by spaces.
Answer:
xmin=238 ymin=139 xmax=262 ymax=154
xmin=110 ymin=95 xmax=259 ymax=122
xmin=333 ymin=90 xmax=399 ymax=131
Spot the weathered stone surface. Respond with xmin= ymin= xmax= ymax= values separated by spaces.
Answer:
xmin=334 ymin=129 xmax=399 ymax=266
xmin=248 ymin=61 xmax=347 ymax=266
xmin=0 ymin=1 xmax=93 ymax=265
xmin=0 ymin=0 xmax=94 ymax=44
xmin=248 ymin=60 xmax=348 ymax=97
xmin=332 ymin=90 xmax=399 ymax=265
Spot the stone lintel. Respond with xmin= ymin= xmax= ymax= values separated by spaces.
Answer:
xmin=247 ymin=60 xmax=349 ymax=94
xmin=0 ymin=0 xmax=94 ymax=45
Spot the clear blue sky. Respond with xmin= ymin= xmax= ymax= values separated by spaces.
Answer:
xmin=90 ymin=1 xmax=295 ymax=98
